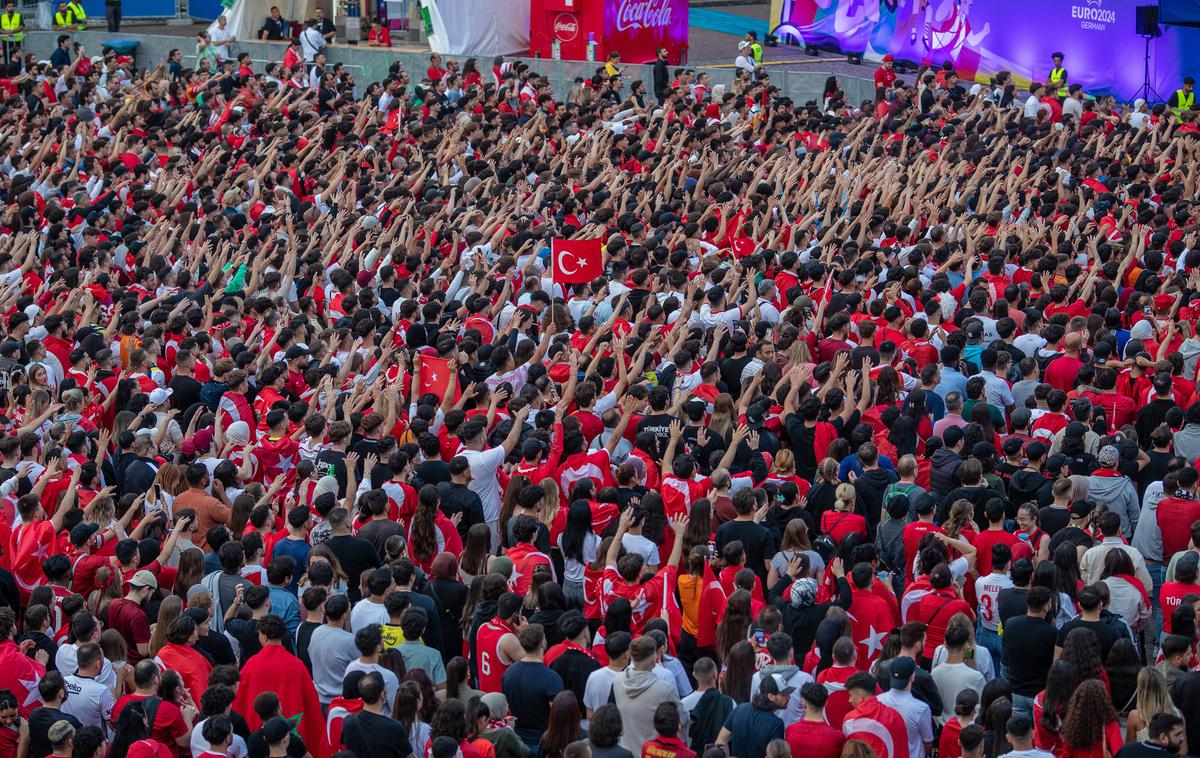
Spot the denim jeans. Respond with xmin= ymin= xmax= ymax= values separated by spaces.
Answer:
xmin=977 ymin=622 xmax=1003 ymax=679
xmin=1012 ymin=692 xmax=1036 ymax=720
xmin=1148 ymin=560 xmax=1165 ymax=658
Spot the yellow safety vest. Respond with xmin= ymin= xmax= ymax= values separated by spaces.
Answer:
xmin=751 ymin=41 xmax=763 ymax=63
xmin=1173 ymin=88 xmax=1195 ymax=121
xmin=1049 ymin=67 xmax=1067 ymax=98
xmin=54 ymin=9 xmax=70 ymax=26
xmin=0 ymin=12 xmax=22 ymax=41
xmin=66 ymin=1 xmax=85 ymax=28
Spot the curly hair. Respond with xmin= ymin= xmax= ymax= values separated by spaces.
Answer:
xmin=1061 ymin=679 xmax=1117 ymax=749
xmin=1059 ymin=627 xmax=1102 ymax=683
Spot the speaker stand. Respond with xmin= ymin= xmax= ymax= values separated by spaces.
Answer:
xmin=1136 ymin=34 xmax=1162 ymax=102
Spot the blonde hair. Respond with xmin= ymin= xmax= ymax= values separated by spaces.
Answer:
xmin=944 ymin=499 xmax=974 ymax=540
xmin=773 ymin=449 xmax=796 ymax=475
xmin=149 ymin=596 xmax=184 ymax=657
xmin=709 ymin=394 xmax=736 ymax=441
xmin=86 ymin=497 xmax=116 ymax=526
xmin=1135 ymin=667 xmax=1177 ymax=725
xmin=834 ymin=483 xmax=856 ymax=512
xmin=817 ymin=458 xmax=840 ymax=484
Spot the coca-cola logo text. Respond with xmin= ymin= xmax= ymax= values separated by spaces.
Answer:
xmin=554 ymin=13 xmax=579 ymax=41
xmin=613 ymin=0 xmax=673 ymax=31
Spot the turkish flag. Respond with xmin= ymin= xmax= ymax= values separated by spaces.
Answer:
xmin=731 ymin=237 xmax=757 ymax=258
xmin=551 ymin=238 xmax=604 ymax=284
xmin=418 ymin=355 xmax=457 ymax=399
xmin=234 ymin=644 xmax=328 ymax=758
xmin=848 ymin=588 xmax=895 ymax=671
xmin=843 ymin=696 xmax=910 ymax=758
xmin=0 ymin=639 xmax=45 ymax=717
xmin=254 ymin=435 xmax=301 ymax=486
xmin=9 ymin=520 xmax=59 ymax=601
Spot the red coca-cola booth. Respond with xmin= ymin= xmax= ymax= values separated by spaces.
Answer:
xmin=529 ymin=0 xmax=688 ymax=65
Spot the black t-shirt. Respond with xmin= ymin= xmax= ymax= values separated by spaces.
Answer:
xmin=1002 ymin=614 xmax=1058 ymax=696
xmin=1056 ymin=617 xmax=1125 ymax=659
xmin=719 ymin=355 xmax=753 ymax=398
xmin=324 ymin=535 xmax=383 ymax=603
xmin=168 ymin=374 xmax=203 ymax=413
xmin=502 ymin=661 xmax=565 ymax=747
xmin=1037 ymin=505 xmax=1071 ymax=537
xmin=550 ymin=648 xmax=601 ymax=707
xmin=996 ymin=586 xmax=1029 ymax=625
xmin=414 ymin=460 xmax=451 ymax=488
xmin=715 ymin=520 xmax=777 ymax=586
xmin=723 ymin=702 xmax=786 ymax=758
xmin=1114 ymin=743 xmax=1175 ymax=758
xmin=637 ymin=412 xmax=675 ymax=456
xmin=247 ymin=726 xmax=307 ymax=758
xmin=436 ymin=482 xmax=485 ymax=542
xmin=315 ymin=449 xmax=348 ymax=494
xmin=1048 ymin=525 xmax=1094 ymax=556
xmin=341 ymin=709 xmax=414 ymax=758
xmin=28 ymin=707 xmax=81 ymax=758
xmin=296 ymin=619 xmax=320 ymax=672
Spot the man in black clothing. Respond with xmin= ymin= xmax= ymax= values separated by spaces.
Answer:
xmin=356 ymin=490 xmax=406 ymax=557
xmin=315 ymin=421 xmax=352 ymax=494
xmin=652 ymin=47 xmax=669 ymax=102
xmin=1114 ymin=713 xmax=1184 ymax=758
xmin=247 ymin=702 xmax=307 ymax=758
xmin=324 ymin=508 xmax=382 ymax=603
xmin=28 ymin=672 xmax=81 ymax=758
xmin=436 ymin=458 xmax=485 ymax=542
xmin=854 ymin=442 xmax=899 ymax=530
xmin=168 ymin=351 xmax=204 ymax=415
xmin=874 ymin=621 xmax=943 ymax=717
xmin=1003 ymin=586 xmax=1057 ymax=720
xmin=414 ymin=434 xmax=451 ymax=488
xmin=1056 ymin=585 xmax=1127 ymax=659
xmin=392 ymin=559 xmax=443 ymax=655
xmin=996 ymin=558 xmax=1034 ymax=625
xmin=1136 ymin=374 xmax=1178 ymax=445
xmin=1037 ymin=478 xmax=1075 ymax=538
xmin=258 ymin=6 xmax=288 ymax=39
xmin=715 ymin=489 xmax=776 ymax=586
xmin=341 ymin=672 xmax=413 ymax=758
xmin=1047 ymin=500 xmax=1096 ymax=556
xmin=548 ymin=611 xmax=599 ymax=710
xmin=637 ymin=386 xmax=675 ymax=456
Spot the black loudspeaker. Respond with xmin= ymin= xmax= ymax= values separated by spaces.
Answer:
xmin=1136 ymin=5 xmax=1161 ymax=36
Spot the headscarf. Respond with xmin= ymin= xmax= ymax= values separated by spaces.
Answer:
xmin=789 ymin=577 xmax=818 ymax=607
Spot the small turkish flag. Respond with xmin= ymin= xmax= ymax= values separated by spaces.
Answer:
xmin=731 ymin=237 xmax=757 ymax=258
xmin=418 ymin=355 xmax=456 ymax=399
xmin=551 ymin=238 xmax=604 ymax=284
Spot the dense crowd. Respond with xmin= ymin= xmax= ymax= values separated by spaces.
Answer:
xmin=0 ymin=24 xmax=1199 ymax=758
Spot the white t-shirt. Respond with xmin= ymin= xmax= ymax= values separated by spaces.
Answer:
xmin=877 ymin=689 xmax=934 ymax=758
xmin=974 ymin=572 xmax=1013 ymax=631
xmin=621 ymin=533 xmax=661 ymax=568
xmin=583 ymin=666 xmax=621 ymax=713
xmin=930 ymin=661 xmax=986 ymax=723
xmin=460 ymin=445 xmax=507 ymax=523
xmin=211 ymin=27 xmax=234 ymax=60
xmin=349 ymin=597 xmax=390 ymax=632
xmin=61 ymin=674 xmax=114 ymax=735
xmin=345 ymin=660 xmax=400 ymax=711
xmin=192 ymin=718 xmax=249 ymax=758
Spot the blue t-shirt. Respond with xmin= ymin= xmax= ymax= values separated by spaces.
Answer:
xmin=502 ymin=661 xmax=564 ymax=747
xmin=272 ymin=538 xmax=311 ymax=592
xmin=723 ymin=703 xmax=785 ymax=758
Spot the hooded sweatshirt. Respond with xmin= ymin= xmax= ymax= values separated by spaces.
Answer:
xmin=1087 ymin=471 xmax=1140 ymax=537
xmin=612 ymin=668 xmax=689 ymax=755
xmin=929 ymin=447 xmax=963 ymax=498
xmin=1007 ymin=468 xmax=1054 ymax=508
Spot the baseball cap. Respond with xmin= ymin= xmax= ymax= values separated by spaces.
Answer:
xmin=889 ymin=656 xmax=917 ymax=688
xmin=759 ymin=673 xmax=797 ymax=697
xmin=183 ymin=607 xmax=209 ymax=625
xmin=128 ymin=570 xmax=158 ymax=590
xmin=69 ymin=522 xmax=99 ymax=547
xmin=1070 ymin=500 xmax=1094 ymax=519
xmin=148 ymin=387 xmax=173 ymax=406
xmin=1097 ymin=445 xmax=1119 ymax=468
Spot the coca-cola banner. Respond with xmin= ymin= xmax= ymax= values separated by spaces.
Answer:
xmin=603 ymin=0 xmax=689 ymax=64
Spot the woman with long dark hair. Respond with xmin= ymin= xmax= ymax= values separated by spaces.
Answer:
xmin=459 ymin=524 xmax=492 ymax=584
xmin=558 ymin=499 xmax=600 ymax=607
xmin=1058 ymin=628 xmax=1105 ymax=689
xmin=1104 ymin=639 xmax=1140 ymax=716
xmin=715 ymin=590 xmax=753 ymax=664
xmin=593 ymin=599 xmax=632 ymax=665
xmin=108 ymin=701 xmax=163 ymax=758
xmin=980 ymin=696 xmax=1012 ymax=758
xmin=539 ymin=691 xmax=583 ymax=758
xmin=721 ymin=640 xmax=756 ymax=704
xmin=1032 ymin=659 xmax=1073 ymax=754
xmin=1060 ymin=679 xmax=1122 ymax=758
xmin=394 ymin=680 xmax=433 ymax=751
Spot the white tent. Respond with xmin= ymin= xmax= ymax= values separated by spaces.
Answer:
xmin=420 ymin=0 xmax=529 ymax=56
xmin=208 ymin=0 xmax=309 ymax=45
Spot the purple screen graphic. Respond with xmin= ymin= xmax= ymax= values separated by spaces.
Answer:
xmin=770 ymin=0 xmax=1200 ymax=101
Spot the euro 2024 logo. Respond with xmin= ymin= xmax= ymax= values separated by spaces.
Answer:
xmin=1072 ymin=0 xmax=1115 ymax=31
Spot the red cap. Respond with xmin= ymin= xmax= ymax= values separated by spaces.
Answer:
xmin=355 ymin=270 xmax=375 ymax=288
xmin=1153 ymin=293 xmax=1174 ymax=311
xmin=882 ymin=54 xmax=894 ymax=62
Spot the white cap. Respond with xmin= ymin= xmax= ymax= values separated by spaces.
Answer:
xmin=737 ymin=41 xmax=750 ymax=51
xmin=1134 ymin=98 xmax=1146 ymax=109
xmin=149 ymin=387 xmax=173 ymax=406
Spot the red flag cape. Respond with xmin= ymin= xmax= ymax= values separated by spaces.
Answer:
xmin=254 ymin=435 xmax=300 ymax=486
xmin=9 ymin=520 xmax=60 ymax=599
xmin=154 ymin=643 xmax=212 ymax=706
xmin=418 ymin=355 xmax=458 ymax=400
xmin=843 ymin=696 xmax=910 ymax=758
xmin=551 ymin=238 xmax=603 ymax=284
xmin=234 ymin=644 xmax=328 ymax=758
xmin=0 ymin=640 xmax=45 ymax=717
xmin=324 ymin=696 xmax=363 ymax=754
xmin=730 ymin=237 xmax=757 ymax=258
xmin=848 ymin=588 xmax=895 ymax=671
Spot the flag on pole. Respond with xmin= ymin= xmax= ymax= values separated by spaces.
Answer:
xmin=551 ymin=238 xmax=604 ymax=284
xmin=417 ymin=354 xmax=456 ymax=399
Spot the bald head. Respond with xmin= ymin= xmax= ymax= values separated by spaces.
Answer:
xmin=1064 ymin=333 xmax=1083 ymax=354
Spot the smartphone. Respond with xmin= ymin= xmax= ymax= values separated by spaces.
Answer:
xmin=706 ymin=541 xmax=717 ymax=560
xmin=753 ymin=628 xmax=766 ymax=646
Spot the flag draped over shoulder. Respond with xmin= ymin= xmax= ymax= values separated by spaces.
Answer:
xmin=9 ymin=520 xmax=59 ymax=599
xmin=234 ymin=644 xmax=328 ymax=758
xmin=843 ymin=696 xmax=909 ymax=758
xmin=0 ymin=639 xmax=45 ymax=717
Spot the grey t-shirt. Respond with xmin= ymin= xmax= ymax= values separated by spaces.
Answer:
xmin=770 ymin=549 xmax=825 ymax=580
